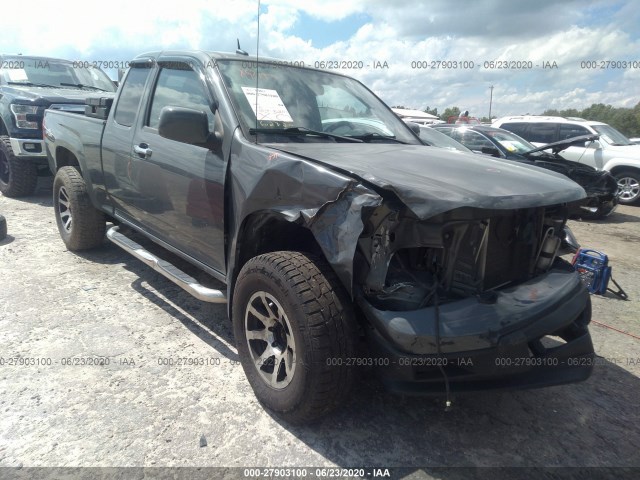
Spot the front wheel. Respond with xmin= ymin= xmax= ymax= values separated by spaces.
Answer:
xmin=615 ymin=170 xmax=640 ymax=205
xmin=53 ymin=166 xmax=106 ymax=250
xmin=581 ymin=199 xmax=617 ymax=219
xmin=0 ymin=136 xmax=37 ymax=197
xmin=232 ymin=251 xmax=358 ymax=424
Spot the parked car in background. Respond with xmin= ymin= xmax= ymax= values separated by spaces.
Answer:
xmin=493 ymin=116 xmax=640 ymax=205
xmin=416 ymin=124 xmax=473 ymax=153
xmin=431 ymin=124 xmax=619 ymax=219
xmin=629 ymin=137 xmax=640 ymax=145
xmin=0 ymin=54 xmax=116 ymax=197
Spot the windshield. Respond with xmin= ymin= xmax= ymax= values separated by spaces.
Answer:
xmin=0 ymin=57 xmax=116 ymax=92
xmin=592 ymin=124 xmax=632 ymax=146
xmin=482 ymin=129 xmax=536 ymax=154
xmin=216 ymin=59 xmax=419 ymax=144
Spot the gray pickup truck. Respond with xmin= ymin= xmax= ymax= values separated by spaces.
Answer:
xmin=44 ymin=50 xmax=595 ymax=423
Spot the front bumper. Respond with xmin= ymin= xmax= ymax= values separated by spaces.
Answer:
xmin=358 ymin=266 xmax=594 ymax=394
xmin=9 ymin=137 xmax=46 ymax=157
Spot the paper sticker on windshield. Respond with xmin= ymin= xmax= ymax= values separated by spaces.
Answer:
xmin=500 ymin=140 xmax=518 ymax=152
xmin=7 ymin=69 xmax=28 ymax=82
xmin=241 ymin=87 xmax=293 ymax=123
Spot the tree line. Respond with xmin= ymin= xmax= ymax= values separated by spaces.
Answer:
xmin=540 ymin=102 xmax=640 ymax=138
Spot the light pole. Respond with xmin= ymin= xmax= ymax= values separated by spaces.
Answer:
xmin=489 ymin=85 xmax=494 ymax=122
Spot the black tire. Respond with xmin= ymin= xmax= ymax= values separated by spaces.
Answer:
xmin=0 ymin=136 xmax=38 ymax=197
xmin=232 ymin=251 xmax=358 ymax=424
xmin=53 ymin=166 xmax=105 ymax=250
xmin=0 ymin=214 xmax=6 ymax=240
xmin=615 ymin=170 xmax=640 ymax=205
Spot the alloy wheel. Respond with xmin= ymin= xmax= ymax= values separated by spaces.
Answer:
xmin=244 ymin=291 xmax=296 ymax=389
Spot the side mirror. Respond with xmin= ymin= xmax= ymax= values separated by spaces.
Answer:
xmin=405 ymin=121 xmax=421 ymax=135
xmin=481 ymin=146 xmax=501 ymax=157
xmin=158 ymin=106 xmax=210 ymax=145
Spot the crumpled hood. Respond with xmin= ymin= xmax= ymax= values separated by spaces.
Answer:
xmin=2 ymin=86 xmax=108 ymax=105
xmin=519 ymin=153 xmax=618 ymax=198
xmin=271 ymin=143 xmax=586 ymax=219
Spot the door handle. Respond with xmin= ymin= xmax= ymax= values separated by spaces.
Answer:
xmin=133 ymin=144 xmax=152 ymax=158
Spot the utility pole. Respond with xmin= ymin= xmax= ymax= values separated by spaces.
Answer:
xmin=489 ymin=85 xmax=494 ymax=122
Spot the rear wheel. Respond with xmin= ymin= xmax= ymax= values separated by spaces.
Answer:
xmin=0 ymin=136 xmax=38 ymax=197
xmin=615 ymin=170 xmax=640 ymax=205
xmin=53 ymin=166 xmax=105 ymax=250
xmin=232 ymin=251 xmax=358 ymax=424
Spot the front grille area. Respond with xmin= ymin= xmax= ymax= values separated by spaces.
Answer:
xmin=365 ymin=206 xmax=567 ymax=311
xmin=446 ymin=211 xmax=541 ymax=296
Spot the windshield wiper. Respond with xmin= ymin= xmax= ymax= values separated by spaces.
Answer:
xmin=351 ymin=133 xmax=407 ymax=144
xmin=249 ymin=126 xmax=363 ymax=143
xmin=7 ymin=81 xmax=62 ymax=88
xmin=60 ymin=83 xmax=109 ymax=92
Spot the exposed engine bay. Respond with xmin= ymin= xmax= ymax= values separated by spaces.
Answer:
xmin=357 ymin=203 xmax=570 ymax=311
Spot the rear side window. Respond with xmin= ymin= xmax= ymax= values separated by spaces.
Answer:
xmin=500 ymin=122 xmax=528 ymax=137
xmin=455 ymin=130 xmax=495 ymax=151
xmin=114 ymin=67 xmax=151 ymax=127
xmin=559 ymin=124 xmax=590 ymax=140
xmin=527 ymin=123 xmax=557 ymax=143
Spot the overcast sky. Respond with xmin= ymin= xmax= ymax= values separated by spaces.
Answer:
xmin=2 ymin=0 xmax=639 ymax=118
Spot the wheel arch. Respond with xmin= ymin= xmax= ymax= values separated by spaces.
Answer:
xmin=0 ymin=117 xmax=8 ymax=136
xmin=54 ymin=146 xmax=82 ymax=174
xmin=228 ymin=211 xmax=331 ymax=318
xmin=608 ymin=164 xmax=640 ymax=177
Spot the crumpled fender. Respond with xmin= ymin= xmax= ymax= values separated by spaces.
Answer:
xmin=226 ymin=135 xmax=382 ymax=299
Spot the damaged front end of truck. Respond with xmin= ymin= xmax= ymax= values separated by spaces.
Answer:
xmin=354 ymin=200 xmax=594 ymax=394
xmin=218 ymin=56 xmax=595 ymax=396
xmin=230 ymin=140 xmax=596 ymax=396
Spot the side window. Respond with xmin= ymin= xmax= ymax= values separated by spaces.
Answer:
xmin=457 ymin=130 xmax=494 ymax=151
xmin=527 ymin=123 xmax=557 ymax=143
xmin=148 ymin=67 xmax=214 ymax=130
xmin=559 ymin=124 xmax=590 ymax=140
xmin=114 ymin=67 xmax=151 ymax=127
xmin=500 ymin=122 xmax=528 ymax=137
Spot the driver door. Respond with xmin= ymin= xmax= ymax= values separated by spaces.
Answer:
xmin=131 ymin=61 xmax=226 ymax=273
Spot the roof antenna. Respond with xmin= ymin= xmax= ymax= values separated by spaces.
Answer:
xmin=236 ymin=39 xmax=248 ymax=56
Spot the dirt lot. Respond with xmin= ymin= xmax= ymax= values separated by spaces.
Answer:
xmin=1 ymin=177 xmax=639 ymax=479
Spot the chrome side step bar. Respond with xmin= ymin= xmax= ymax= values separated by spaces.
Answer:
xmin=106 ymin=226 xmax=227 ymax=304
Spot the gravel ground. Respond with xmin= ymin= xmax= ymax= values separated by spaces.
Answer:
xmin=1 ymin=177 xmax=639 ymax=479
